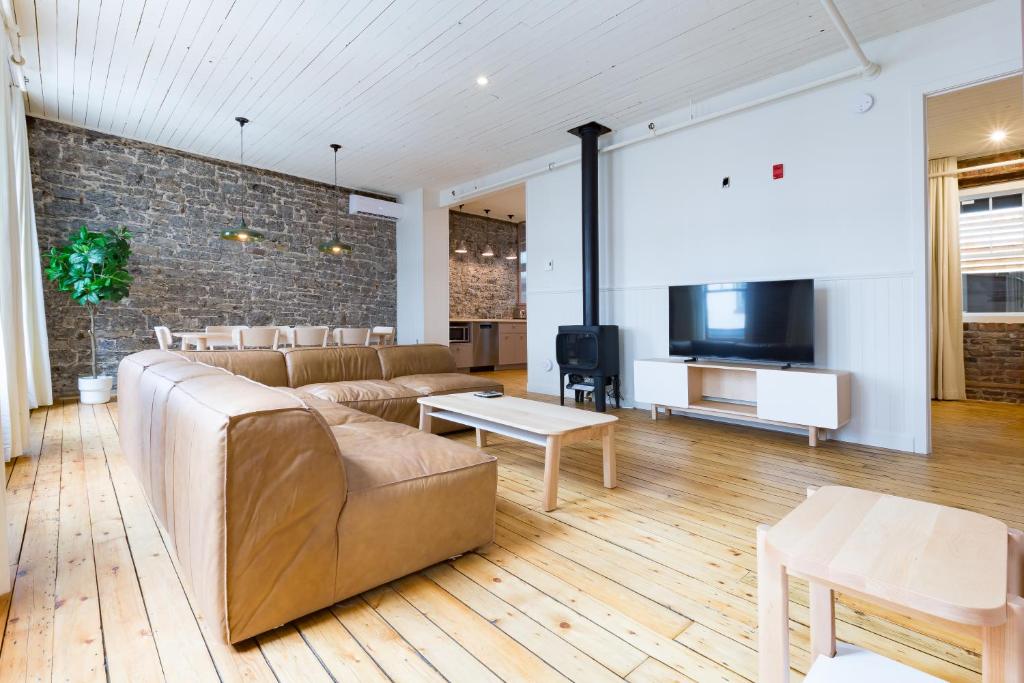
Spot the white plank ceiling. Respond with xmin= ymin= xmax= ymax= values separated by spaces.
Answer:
xmin=927 ymin=74 xmax=1023 ymax=159
xmin=12 ymin=0 xmax=993 ymax=194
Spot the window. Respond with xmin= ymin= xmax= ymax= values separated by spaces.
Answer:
xmin=959 ymin=189 xmax=1024 ymax=314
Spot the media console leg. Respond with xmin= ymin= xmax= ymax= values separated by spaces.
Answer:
xmin=651 ymin=404 xmax=658 ymax=420
xmin=808 ymin=427 xmax=818 ymax=447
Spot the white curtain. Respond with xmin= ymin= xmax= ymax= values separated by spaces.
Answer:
xmin=1 ymin=34 xmax=53 ymax=462
xmin=928 ymin=157 xmax=966 ymax=400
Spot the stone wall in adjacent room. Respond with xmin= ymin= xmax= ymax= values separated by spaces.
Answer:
xmin=963 ymin=322 xmax=1024 ymax=404
xmin=448 ymin=210 xmax=520 ymax=319
xmin=29 ymin=117 xmax=397 ymax=395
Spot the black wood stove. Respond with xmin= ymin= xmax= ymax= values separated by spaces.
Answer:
xmin=556 ymin=121 xmax=620 ymax=412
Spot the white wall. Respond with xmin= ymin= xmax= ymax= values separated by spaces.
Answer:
xmin=397 ymin=189 xmax=449 ymax=344
xmin=484 ymin=0 xmax=1020 ymax=453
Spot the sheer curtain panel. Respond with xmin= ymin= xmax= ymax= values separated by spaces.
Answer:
xmin=1 ymin=31 xmax=52 ymax=463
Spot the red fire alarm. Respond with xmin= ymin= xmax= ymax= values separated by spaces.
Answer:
xmin=772 ymin=163 xmax=784 ymax=180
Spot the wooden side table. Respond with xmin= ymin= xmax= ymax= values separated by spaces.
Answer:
xmin=757 ymin=485 xmax=1023 ymax=682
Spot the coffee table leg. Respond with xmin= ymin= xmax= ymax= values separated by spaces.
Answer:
xmin=602 ymin=424 xmax=617 ymax=489
xmin=196 ymin=337 xmax=207 ymax=351
xmin=418 ymin=404 xmax=432 ymax=432
xmin=809 ymin=582 xmax=836 ymax=660
xmin=543 ymin=435 xmax=562 ymax=512
xmin=476 ymin=429 xmax=487 ymax=448
xmin=757 ymin=525 xmax=790 ymax=683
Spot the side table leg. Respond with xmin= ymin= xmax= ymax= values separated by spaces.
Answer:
xmin=543 ymin=435 xmax=562 ymax=512
xmin=476 ymin=429 xmax=488 ymax=448
xmin=757 ymin=524 xmax=790 ymax=683
xmin=602 ymin=424 xmax=617 ymax=489
xmin=809 ymin=582 xmax=836 ymax=660
xmin=418 ymin=404 xmax=432 ymax=432
xmin=650 ymin=404 xmax=658 ymax=420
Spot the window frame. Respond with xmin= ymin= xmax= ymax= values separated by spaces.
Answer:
xmin=959 ymin=180 xmax=1024 ymax=322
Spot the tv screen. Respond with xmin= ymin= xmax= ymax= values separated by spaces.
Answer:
xmin=669 ymin=279 xmax=814 ymax=364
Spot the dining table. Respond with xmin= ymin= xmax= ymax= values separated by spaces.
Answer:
xmin=171 ymin=332 xmax=233 ymax=351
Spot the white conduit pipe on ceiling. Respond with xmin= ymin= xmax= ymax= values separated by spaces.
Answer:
xmin=446 ymin=0 xmax=880 ymax=205
xmin=1 ymin=0 xmax=27 ymax=93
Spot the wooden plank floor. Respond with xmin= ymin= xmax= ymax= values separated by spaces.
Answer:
xmin=1 ymin=369 xmax=1021 ymax=682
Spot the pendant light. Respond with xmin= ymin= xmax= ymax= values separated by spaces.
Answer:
xmin=221 ymin=116 xmax=265 ymax=243
xmin=318 ymin=144 xmax=353 ymax=256
xmin=454 ymin=240 xmax=468 ymax=254
xmin=481 ymin=209 xmax=494 ymax=256
xmin=505 ymin=214 xmax=518 ymax=259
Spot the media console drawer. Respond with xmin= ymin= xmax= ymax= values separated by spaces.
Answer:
xmin=634 ymin=358 xmax=851 ymax=446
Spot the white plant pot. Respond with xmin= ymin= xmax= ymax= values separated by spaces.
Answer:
xmin=78 ymin=376 xmax=113 ymax=404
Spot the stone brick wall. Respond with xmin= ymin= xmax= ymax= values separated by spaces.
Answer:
xmin=449 ymin=210 xmax=520 ymax=319
xmin=30 ymin=118 xmax=396 ymax=395
xmin=963 ymin=322 xmax=1024 ymax=403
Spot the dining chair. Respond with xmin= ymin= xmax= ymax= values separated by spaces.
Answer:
xmin=292 ymin=326 xmax=330 ymax=347
xmin=154 ymin=326 xmax=172 ymax=350
xmin=274 ymin=325 xmax=294 ymax=347
xmin=234 ymin=326 xmax=280 ymax=350
xmin=206 ymin=325 xmax=248 ymax=349
xmin=369 ymin=326 xmax=396 ymax=346
xmin=334 ymin=327 xmax=371 ymax=346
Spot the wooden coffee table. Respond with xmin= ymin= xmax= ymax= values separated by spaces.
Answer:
xmin=417 ymin=393 xmax=618 ymax=511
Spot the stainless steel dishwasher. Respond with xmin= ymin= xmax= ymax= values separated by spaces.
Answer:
xmin=471 ymin=322 xmax=498 ymax=367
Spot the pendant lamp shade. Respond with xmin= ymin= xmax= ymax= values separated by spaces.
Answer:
xmin=220 ymin=116 xmax=264 ymax=242
xmin=221 ymin=116 xmax=265 ymax=243
xmin=319 ymin=143 xmax=353 ymax=256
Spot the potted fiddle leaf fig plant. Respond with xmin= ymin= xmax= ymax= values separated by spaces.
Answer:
xmin=45 ymin=226 xmax=133 ymax=404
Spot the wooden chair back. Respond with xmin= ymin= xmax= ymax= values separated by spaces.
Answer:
xmin=154 ymin=326 xmax=172 ymax=350
xmin=334 ymin=327 xmax=371 ymax=346
xmin=292 ymin=326 xmax=330 ymax=347
xmin=235 ymin=326 xmax=280 ymax=350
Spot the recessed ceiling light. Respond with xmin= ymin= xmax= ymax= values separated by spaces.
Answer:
xmin=476 ymin=75 xmax=489 ymax=86
xmin=989 ymin=129 xmax=1008 ymax=143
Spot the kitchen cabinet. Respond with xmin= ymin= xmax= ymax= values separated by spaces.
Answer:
xmin=450 ymin=342 xmax=473 ymax=369
xmin=498 ymin=322 xmax=527 ymax=366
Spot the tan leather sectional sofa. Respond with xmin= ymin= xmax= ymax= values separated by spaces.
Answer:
xmin=117 ymin=344 xmax=502 ymax=643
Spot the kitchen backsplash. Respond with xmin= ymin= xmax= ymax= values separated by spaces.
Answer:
xmin=449 ymin=210 xmax=522 ymax=319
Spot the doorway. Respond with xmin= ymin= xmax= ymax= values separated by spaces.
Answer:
xmin=446 ymin=184 xmax=527 ymax=380
xmin=924 ymin=73 xmax=1024 ymax=444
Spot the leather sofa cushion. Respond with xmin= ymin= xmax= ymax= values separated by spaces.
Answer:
xmin=389 ymin=373 xmax=503 ymax=397
xmin=179 ymin=350 xmax=290 ymax=387
xmin=376 ymin=344 xmax=456 ymax=379
xmin=283 ymin=347 xmax=383 ymax=387
xmin=329 ymin=421 xmax=496 ymax=600
xmin=275 ymin=388 xmax=384 ymax=427
xmin=299 ymin=380 xmax=421 ymax=426
xmin=330 ymin=421 xmax=495 ymax=492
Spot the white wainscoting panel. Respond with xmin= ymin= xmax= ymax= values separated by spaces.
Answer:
xmin=527 ymin=273 xmax=919 ymax=452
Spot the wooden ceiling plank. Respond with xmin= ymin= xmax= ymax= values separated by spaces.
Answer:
xmin=10 ymin=0 xmax=45 ymax=116
xmin=127 ymin=0 xmax=233 ymax=140
xmin=93 ymin=0 xmax=157 ymax=132
xmin=190 ymin=0 xmax=388 ymax=163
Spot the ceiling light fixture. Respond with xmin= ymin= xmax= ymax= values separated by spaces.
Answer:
xmin=476 ymin=75 xmax=489 ymax=86
xmin=318 ymin=144 xmax=353 ymax=256
xmin=481 ymin=244 xmax=495 ymax=257
xmin=989 ymin=129 xmax=1008 ymax=143
xmin=221 ymin=116 xmax=266 ymax=243
xmin=506 ymin=215 xmax=519 ymax=259
xmin=454 ymin=240 xmax=468 ymax=254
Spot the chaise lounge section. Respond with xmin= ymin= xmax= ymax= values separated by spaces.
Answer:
xmin=117 ymin=344 xmax=500 ymax=643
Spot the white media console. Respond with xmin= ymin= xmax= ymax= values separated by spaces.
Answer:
xmin=633 ymin=358 xmax=851 ymax=446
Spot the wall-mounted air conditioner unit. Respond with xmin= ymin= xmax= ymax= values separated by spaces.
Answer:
xmin=349 ymin=194 xmax=403 ymax=221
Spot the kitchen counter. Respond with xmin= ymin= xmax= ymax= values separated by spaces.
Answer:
xmin=450 ymin=318 xmax=526 ymax=323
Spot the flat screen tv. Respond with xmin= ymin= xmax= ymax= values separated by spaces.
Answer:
xmin=669 ymin=279 xmax=814 ymax=364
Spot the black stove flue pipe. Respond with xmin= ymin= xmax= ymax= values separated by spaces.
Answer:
xmin=568 ymin=121 xmax=611 ymax=327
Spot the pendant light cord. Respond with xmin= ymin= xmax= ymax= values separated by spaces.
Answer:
xmin=332 ymin=144 xmax=342 ymax=240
